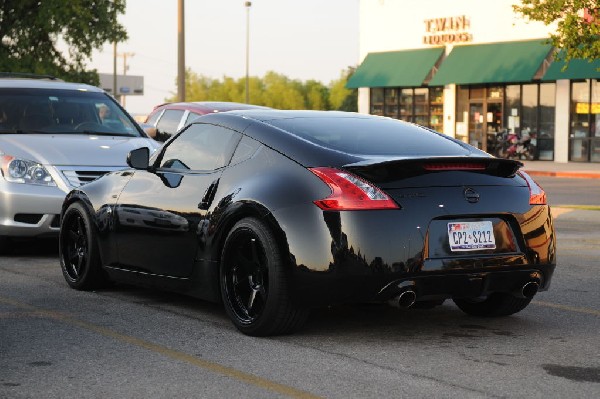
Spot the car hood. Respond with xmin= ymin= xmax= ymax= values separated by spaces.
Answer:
xmin=0 ymin=134 xmax=160 ymax=166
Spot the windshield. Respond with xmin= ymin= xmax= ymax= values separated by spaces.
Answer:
xmin=0 ymin=88 xmax=142 ymax=136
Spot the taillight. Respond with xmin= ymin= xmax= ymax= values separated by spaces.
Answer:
xmin=519 ymin=171 xmax=547 ymax=205
xmin=309 ymin=167 xmax=399 ymax=210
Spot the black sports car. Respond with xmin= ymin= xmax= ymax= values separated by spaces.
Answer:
xmin=59 ymin=110 xmax=556 ymax=336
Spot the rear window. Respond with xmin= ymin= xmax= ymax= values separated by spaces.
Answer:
xmin=266 ymin=117 xmax=472 ymax=156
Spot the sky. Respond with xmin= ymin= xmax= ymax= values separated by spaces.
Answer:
xmin=88 ymin=0 xmax=360 ymax=115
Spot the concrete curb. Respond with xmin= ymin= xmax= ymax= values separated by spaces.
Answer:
xmin=525 ymin=170 xmax=600 ymax=179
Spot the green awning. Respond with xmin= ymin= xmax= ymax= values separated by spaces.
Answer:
xmin=346 ymin=47 xmax=444 ymax=88
xmin=428 ymin=39 xmax=553 ymax=86
xmin=542 ymin=52 xmax=600 ymax=80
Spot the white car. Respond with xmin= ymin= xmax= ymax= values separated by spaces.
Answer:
xmin=0 ymin=75 xmax=160 ymax=252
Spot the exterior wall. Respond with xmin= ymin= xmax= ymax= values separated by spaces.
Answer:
xmin=357 ymin=0 xmax=577 ymax=161
xmin=358 ymin=0 xmax=555 ymax=115
xmin=443 ymin=84 xmax=456 ymax=137
xmin=554 ymin=80 xmax=571 ymax=163
xmin=359 ymin=0 xmax=554 ymax=60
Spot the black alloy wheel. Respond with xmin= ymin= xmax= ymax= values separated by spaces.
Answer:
xmin=59 ymin=202 xmax=108 ymax=290
xmin=220 ymin=218 xmax=309 ymax=336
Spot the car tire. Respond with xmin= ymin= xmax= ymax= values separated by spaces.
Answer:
xmin=59 ymin=202 xmax=110 ymax=290
xmin=453 ymin=293 xmax=532 ymax=317
xmin=220 ymin=217 xmax=309 ymax=336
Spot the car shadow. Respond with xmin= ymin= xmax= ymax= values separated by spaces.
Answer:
xmin=2 ymin=238 xmax=59 ymax=257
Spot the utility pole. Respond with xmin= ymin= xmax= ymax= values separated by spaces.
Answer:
xmin=178 ymin=0 xmax=185 ymax=102
xmin=117 ymin=52 xmax=135 ymax=107
xmin=112 ymin=42 xmax=117 ymax=100
xmin=245 ymin=1 xmax=252 ymax=104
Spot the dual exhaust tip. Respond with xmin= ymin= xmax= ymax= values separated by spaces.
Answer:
xmin=388 ymin=282 xmax=417 ymax=309
xmin=388 ymin=279 xmax=541 ymax=308
xmin=520 ymin=280 xmax=540 ymax=299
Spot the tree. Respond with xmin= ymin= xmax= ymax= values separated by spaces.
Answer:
xmin=303 ymin=80 xmax=330 ymax=110
xmin=513 ymin=0 xmax=600 ymax=63
xmin=0 ymin=0 xmax=128 ymax=84
xmin=169 ymin=68 xmax=357 ymax=111
xmin=329 ymin=67 xmax=357 ymax=112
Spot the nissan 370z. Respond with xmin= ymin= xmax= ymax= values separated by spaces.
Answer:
xmin=59 ymin=110 xmax=556 ymax=336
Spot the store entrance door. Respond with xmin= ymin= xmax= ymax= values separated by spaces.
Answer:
xmin=486 ymin=102 xmax=503 ymax=154
xmin=469 ymin=102 xmax=503 ymax=153
xmin=469 ymin=103 xmax=484 ymax=150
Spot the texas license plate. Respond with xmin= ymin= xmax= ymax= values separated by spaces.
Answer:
xmin=448 ymin=221 xmax=496 ymax=252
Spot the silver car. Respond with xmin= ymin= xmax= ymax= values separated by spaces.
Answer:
xmin=0 ymin=75 xmax=160 ymax=252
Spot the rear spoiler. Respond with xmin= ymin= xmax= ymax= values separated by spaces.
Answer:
xmin=343 ymin=157 xmax=523 ymax=183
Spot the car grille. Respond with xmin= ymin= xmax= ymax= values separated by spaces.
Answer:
xmin=58 ymin=166 xmax=123 ymax=187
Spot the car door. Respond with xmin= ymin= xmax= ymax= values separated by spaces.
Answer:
xmin=114 ymin=122 xmax=241 ymax=277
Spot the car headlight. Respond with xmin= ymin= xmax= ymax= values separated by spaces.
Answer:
xmin=1 ymin=155 xmax=57 ymax=186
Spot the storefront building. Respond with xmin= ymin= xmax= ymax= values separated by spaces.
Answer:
xmin=348 ymin=0 xmax=600 ymax=163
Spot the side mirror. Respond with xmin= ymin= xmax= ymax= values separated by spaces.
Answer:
xmin=127 ymin=147 xmax=150 ymax=170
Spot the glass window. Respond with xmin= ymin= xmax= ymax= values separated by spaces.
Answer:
xmin=455 ymin=86 xmax=469 ymax=143
xmin=429 ymin=87 xmax=444 ymax=132
xmin=370 ymin=88 xmax=384 ymax=116
xmin=571 ymin=81 xmax=590 ymax=138
xmin=156 ymin=109 xmax=185 ymax=139
xmin=539 ymin=83 xmax=556 ymax=138
xmin=145 ymin=110 xmax=163 ymax=125
xmin=159 ymin=123 xmax=240 ymax=171
xmin=413 ymin=88 xmax=429 ymax=127
xmin=538 ymin=83 xmax=556 ymax=160
xmin=592 ymin=80 xmax=600 ymax=138
xmin=504 ymin=85 xmax=520 ymax=135
xmin=384 ymin=88 xmax=399 ymax=118
xmin=522 ymin=84 xmax=538 ymax=139
xmin=267 ymin=117 xmax=472 ymax=157
xmin=487 ymin=86 xmax=504 ymax=100
xmin=400 ymin=88 xmax=413 ymax=121
xmin=184 ymin=111 xmax=201 ymax=126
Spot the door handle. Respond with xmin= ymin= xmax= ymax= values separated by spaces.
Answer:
xmin=198 ymin=179 xmax=219 ymax=210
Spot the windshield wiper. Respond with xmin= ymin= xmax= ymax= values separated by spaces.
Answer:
xmin=0 ymin=129 xmax=48 ymax=134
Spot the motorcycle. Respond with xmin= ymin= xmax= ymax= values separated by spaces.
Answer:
xmin=492 ymin=129 xmax=536 ymax=160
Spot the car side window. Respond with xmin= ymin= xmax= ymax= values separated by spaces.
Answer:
xmin=184 ymin=111 xmax=201 ymax=126
xmin=145 ymin=110 xmax=163 ymax=125
xmin=159 ymin=123 xmax=241 ymax=171
xmin=156 ymin=109 xmax=184 ymax=139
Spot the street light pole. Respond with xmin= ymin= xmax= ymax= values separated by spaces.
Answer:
xmin=245 ymin=1 xmax=251 ymax=104
xmin=178 ymin=0 xmax=186 ymax=102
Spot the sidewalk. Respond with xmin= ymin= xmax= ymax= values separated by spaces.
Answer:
xmin=521 ymin=160 xmax=600 ymax=179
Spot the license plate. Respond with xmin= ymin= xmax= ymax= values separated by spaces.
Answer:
xmin=448 ymin=221 xmax=496 ymax=252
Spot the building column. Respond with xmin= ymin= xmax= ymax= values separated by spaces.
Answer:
xmin=443 ymin=84 xmax=456 ymax=137
xmin=358 ymin=87 xmax=369 ymax=114
xmin=554 ymin=79 xmax=570 ymax=163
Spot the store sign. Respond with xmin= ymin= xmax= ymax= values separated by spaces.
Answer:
xmin=576 ymin=102 xmax=600 ymax=114
xmin=423 ymin=15 xmax=473 ymax=45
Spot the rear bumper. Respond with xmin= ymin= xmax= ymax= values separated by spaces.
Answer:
xmin=291 ymin=263 xmax=556 ymax=307
xmin=272 ymin=198 xmax=556 ymax=308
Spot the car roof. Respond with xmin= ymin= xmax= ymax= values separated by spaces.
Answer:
xmin=223 ymin=109 xmax=376 ymax=121
xmin=197 ymin=110 xmax=481 ymax=169
xmin=0 ymin=78 xmax=103 ymax=92
xmin=153 ymin=101 xmax=270 ymax=114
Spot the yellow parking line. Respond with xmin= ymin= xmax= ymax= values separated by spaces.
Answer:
xmin=0 ymin=296 xmax=322 ymax=399
xmin=533 ymin=300 xmax=600 ymax=317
